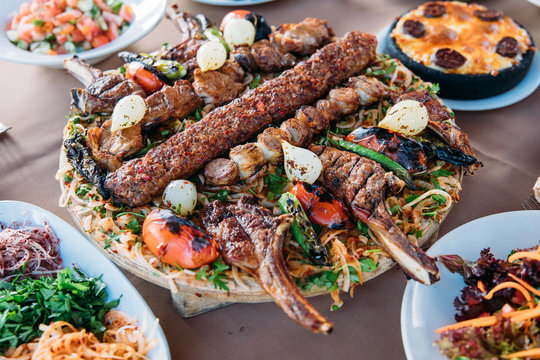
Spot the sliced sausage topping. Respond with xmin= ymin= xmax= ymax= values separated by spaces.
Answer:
xmin=496 ymin=36 xmax=520 ymax=58
xmin=434 ymin=48 xmax=467 ymax=69
xmin=473 ymin=9 xmax=503 ymax=22
xmin=423 ymin=3 xmax=446 ymax=18
xmin=403 ymin=19 xmax=426 ymax=38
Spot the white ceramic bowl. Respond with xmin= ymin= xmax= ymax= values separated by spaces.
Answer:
xmin=0 ymin=0 xmax=167 ymax=68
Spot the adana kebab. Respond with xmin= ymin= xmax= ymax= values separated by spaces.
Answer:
xmin=105 ymin=31 xmax=378 ymax=207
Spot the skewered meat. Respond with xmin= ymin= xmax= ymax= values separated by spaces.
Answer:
xmin=105 ymin=31 xmax=378 ymax=206
xmin=192 ymin=68 xmax=245 ymax=106
xmin=310 ymin=145 xmax=440 ymax=285
xmin=65 ymin=57 xmax=145 ymax=115
xmin=64 ymin=133 xmax=109 ymax=199
xmin=229 ymin=143 xmax=267 ymax=181
xmin=257 ymin=127 xmax=290 ymax=164
xmin=202 ymin=195 xmax=333 ymax=334
xmin=239 ymin=40 xmax=296 ymax=73
xmin=142 ymin=80 xmax=202 ymax=129
xmin=279 ymin=117 xmax=313 ymax=147
xmin=86 ymin=120 xmax=143 ymax=172
xmin=327 ymin=88 xmax=361 ymax=115
xmin=270 ymin=17 xmax=333 ymax=55
xmin=204 ymin=158 xmax=240 ymax=186
xmin=345 ymin=126 xmax=428 ymax=173
xmin=347 ymin=75 xmax=389 ymax=106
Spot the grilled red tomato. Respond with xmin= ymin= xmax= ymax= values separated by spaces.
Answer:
xmin=290 ymin=182 xmax=352 ymax=229
xmin=125 ymin=62 xmax=165 ymax=94
xmin=143 ymin=209 xmax=219 ymax=269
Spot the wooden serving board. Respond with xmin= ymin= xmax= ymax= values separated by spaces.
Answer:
xmin=59 ymin=152 xmax=461 ymax=317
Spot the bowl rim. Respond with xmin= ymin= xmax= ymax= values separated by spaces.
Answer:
xmin=0 ymin=0 xmax=167 ymax=67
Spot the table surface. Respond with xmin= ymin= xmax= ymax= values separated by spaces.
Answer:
xmin=1 ymin=0 xmax=539 ymax=359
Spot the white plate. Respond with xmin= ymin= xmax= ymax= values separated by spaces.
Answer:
xmin=0 ymin=200 xmax=171 ymax=360
xmin=0 ymin=0 xmax=167 ymax=68
xmin=401 ymin=210 xmax=540 ymax=360
xmin=376 ymin=25 xmax=540 ymax=111
xmin=192 ymin=0 xmax=273 ymax=5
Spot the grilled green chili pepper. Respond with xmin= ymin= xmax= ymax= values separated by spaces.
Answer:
xmin=278 ymin=192 xmax=330 ymax=266
xmin=329 ymin=138 xmax=415 ymax=189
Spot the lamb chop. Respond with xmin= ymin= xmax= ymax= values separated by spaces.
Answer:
xmin=202 ymin=195 xmax=333 ymax=334
xmin=64 ymin=57 xmax=145 ymax=114
xmin=309 ymin=145 xmax=440 ymax=285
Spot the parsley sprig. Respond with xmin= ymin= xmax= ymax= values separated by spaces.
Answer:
xmin=0 ymin=268 xmax=120 ymax=352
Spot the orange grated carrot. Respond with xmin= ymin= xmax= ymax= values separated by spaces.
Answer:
xmin=483 ymin=281 xmax=535 ymax=309
xmin=435 ymin=316 xmax=498 ymax=333
xmin=47 ymin=49 xmax=57 ymax=55
xmin=477 ymin=280 xmax=486 ymax=293
xmin=508 ymin=251 xmax=540 ymax=263
xmin=507 ymin=273 xmax=540 ymax=298
xmin=504 ymin=348 xmax=540 ymax=359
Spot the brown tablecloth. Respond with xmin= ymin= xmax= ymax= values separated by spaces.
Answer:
xmin=1 ymin=0 xmax=539 ymax=359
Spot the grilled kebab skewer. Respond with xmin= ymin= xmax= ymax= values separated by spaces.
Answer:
xmin=203 ymin=195 xmax=333 ymax=334
xmin=310 ymin=145 xmax=440 ymax=285
xmin=204 ymin=75 xmax=388 ymax=185
xmin=105 ymin=31 xmax=378 ymax=207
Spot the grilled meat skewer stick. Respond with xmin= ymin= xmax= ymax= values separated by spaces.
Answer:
xmin=105 ymin=31 xmax=378 ymax=207
xmin=205 ymin=75 xmax=389 ymax=185
xmin=203 ymin=195 xmax=333 ymax=334
xmin=310 ymin=145 xmax=439 ymax=285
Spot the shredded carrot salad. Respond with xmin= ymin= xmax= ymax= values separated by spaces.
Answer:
xmin=6 ymin=0 xmax=132 ymax=55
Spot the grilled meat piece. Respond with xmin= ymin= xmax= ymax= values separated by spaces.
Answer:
xmin=229 ymin=143 xmax=267 ymax=182
xmin=232 ymin=40 xmax=297 ymax=73
xmin=165 ymin=38 xmax=205 ymax=77
xmin=65 ymin=58 xmax=145 ymax=115
xmin=204 ymin=158 xmax=239 ymax=186
xmin=280 ymin=117 xmax=313 ymax=147
xmin=192 ymin=68 xmax=245 ymax=106
xmin=142 ymin=80 xmax=203 ymax=129
xmin=327 ymin=88 xmax=361 ymax=115
xmin=105 ymin=31 xmax=377 ymax=206
xmin=202 ymin=195 xmax=333 ymax=334
xmin=166 ymin=5 xmax=206 ymax=43
xmin=64 ymin=133 xmax=109 ymax=199
xmin=345 ymin=126 xmax=428 ymax=173
xmin=397 ymin=91 xmax=478 ymax=159
xmin=347 ymin=75 xmax=389 ymax=106
xmin=270 ymin=17 xmax=333 ymax=55
xmin=86 ymin=120 xmax=143 ymax=172
xmin=310 ymin=145 xmax=440 ymax=285
xmin=257 ymin=127 xmax=290 ymax=164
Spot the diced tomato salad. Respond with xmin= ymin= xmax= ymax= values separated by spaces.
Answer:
xmin=5 ymin=0 xmax=133 ymax=55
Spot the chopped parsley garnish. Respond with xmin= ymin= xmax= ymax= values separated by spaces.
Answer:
xmin=405 ymin=194 xmax=420 ymax=203
xmin=75 ymin=184 xmax=91 ymax=197
xmin=430 ymin=177 xmax=442 ymax=189
xmin=206 ymin=189 xmax=230 ymax=202
xmin=0 ymin=268 xmax=120 ymax=351
xmin=427 ymin=83 xmax=440 ymax=95
xmin=390 ymin=204 xmax=401 ymax=216
xmin=127 ymin=138 xmax=163 ymax=159
xmin=32 ymin=19 xmax=44 ymax=27
xmin=63 ymin=174 xmax=72 ymax=183
xmin=196 ymin=258 xmax=230 ymax=291
xmin=431 ymin=194 xmax=447 ymax=206
xmin=194 ymin=107 xmax=202 ymax=121
xmin=119 ymin=66 xmax=126 ymax=74
xmin=430 ymin=169 xmax=454 ymax=177
xmin=356 ymin=221 xmax=369 ymax=236
xmin=359 ymin=258 xmax=378 ymax=272
xmin=300 ymin=271 xmax=340 ymax=292
xmin=264 ymin=169 xmax=288 ymax=200
xmin=249 ymin=74 xmax=261 ymax=89
xmin=125 ymin=218 xmax=141 ymax=234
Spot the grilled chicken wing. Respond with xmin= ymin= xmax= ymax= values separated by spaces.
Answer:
xmin=310 ymin=145 xmax=440 ymax=285
xmin=202 ymin=195 xmax=333 ymax=334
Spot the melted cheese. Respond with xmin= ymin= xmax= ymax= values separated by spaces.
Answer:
xmin=391 ymin=1 xmax=534 ymax=75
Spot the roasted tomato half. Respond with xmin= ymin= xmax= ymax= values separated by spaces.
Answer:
xmin=290 ymin=182 xmax=352 ymax=229
xmin=125 ymin=62 xmax=165 ymax=94
xmin=143 ymin=209 xmax=219 ymax=269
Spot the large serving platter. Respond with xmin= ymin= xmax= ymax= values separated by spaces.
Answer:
xmin=0 ymin=200 xmax=171 ymax=359
xmin=401 ymin=210 xmax=540 ymax=360
xmin=60 ymin=149 xmax=461 ymax=316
